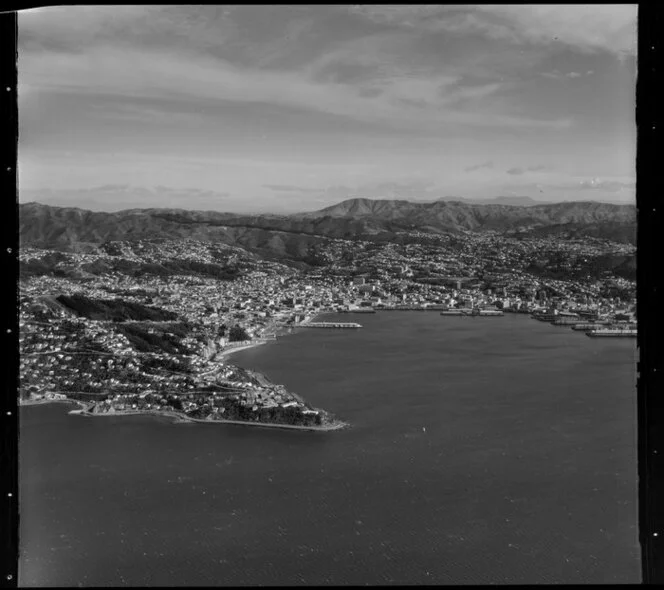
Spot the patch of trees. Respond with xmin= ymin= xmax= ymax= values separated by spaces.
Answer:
xmin=158 ymin=260 xmax=242 ymax=280
xmin=208 ymin=400 xmax=321 ymax=426
xmin=55 ymin=294 xmax=178 ymax=322
xmin=79 ymin=257 xmax=242 ymax=281
xmin=228 ymin=325 xmax=250 ymax=342
xmin=140 ymin=353 xmax=193 ymax=373
xmin=116 ymin=323 xmax=190 ymax=355
xmin=19 ymin=252 xmax=72 ymax=277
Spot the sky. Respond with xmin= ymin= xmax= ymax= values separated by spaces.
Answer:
xmin=18 ymin=5 xmax=637 ymax=213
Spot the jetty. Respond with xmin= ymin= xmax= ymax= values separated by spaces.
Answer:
xmin=571 ymin=322 xmax=610 ymax=331
xmin=586 ymin=328 xmax=637 ymax=338
xmin=298 ymin=322 xmax=362 ymax=329
xmin=440 ymin=308 xmax=503 ymax=316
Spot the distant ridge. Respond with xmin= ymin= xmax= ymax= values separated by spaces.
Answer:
xmin=19 ymin=198 xmax=636 ymax=262
xmin=297 ymin=196 xmax=634 ymax=223
xmin=433 ymin=196 xmax=554 ymax=206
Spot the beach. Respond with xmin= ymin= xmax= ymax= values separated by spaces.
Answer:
xmin=214 ymin=339 xmax=269 ymax=361
xmin=19 ymin=397 xmax=90 ymax=410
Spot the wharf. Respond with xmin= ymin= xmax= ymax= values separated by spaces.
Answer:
xmin=440 ymin=309 xmax=503 ymax=316
xmin=551 ymin=317 xmax=580 ymax=326
xmin=298 ymin=322 xmax=362 ymax=329
xmin=571 ymin=322 xmax=610 ymax=331
xmin=586 ymin=329 xmax=637 ymax=338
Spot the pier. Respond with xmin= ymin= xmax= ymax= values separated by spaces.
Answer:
xmin=571 ymin=322 xmax=610 ymax=331
xmin=440 ymin=309 xmax=503 ymax=316
xmin=298 ymin=322 xmax=362 ymax=329
xmin=586 ymin=328 xmax=637 ymax=338
xmin=551 ymin=317 xmax=580 ymax=326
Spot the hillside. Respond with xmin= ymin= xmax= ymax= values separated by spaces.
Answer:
xmin=299 ymin=197 xmax=634 ymax=225
xmin=19 ymin=199 xmax=636 ymax=262
xmin=55 ymin=293 xmax=179 ymax=322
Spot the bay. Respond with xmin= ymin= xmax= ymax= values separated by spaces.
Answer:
xmin=19 ymin=312 xmax=640 ymax=585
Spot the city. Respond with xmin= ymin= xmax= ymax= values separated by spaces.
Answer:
xmin=19 ymin=226 xmax=636 ymax=424
xmin=14 ymin=4 xmax=641 ymax=587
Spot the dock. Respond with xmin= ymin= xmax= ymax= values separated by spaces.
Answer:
xmin=440 ymin=309 xmax=503 ymax=316
xmin=551 ymin=317 xmax=580 ymax=325
xmin=586 ymin=329 xmax=637 ymax=338
xmin=298 ymin=322 xmax=362 ymax=329
xmin=571 ymin=322 xmax=610 ymax=331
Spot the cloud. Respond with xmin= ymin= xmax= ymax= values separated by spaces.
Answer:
xmin=465 ymin=160 xmax=494 ymax=172
xmin=18 ymin=5 xmax=635 ymax=211
xmin=541 ymin=69 xmax=590 ymax=80
xmin=507 ymin=165 xmax=547 ymax=175
xmin=578 ymin=178 xmax=635 ymax=192
xmin=264 ymin=184 xmax=320 ymax=193
xmin=348 ymin=5 xmax=637 ymax=58
xmin=20 ymin=44 xmax=572 ymax=132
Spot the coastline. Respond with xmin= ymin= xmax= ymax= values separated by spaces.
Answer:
xmin=20 ymin=400 xmax=347 ymax=430
xmin=72 ymin=408 xmax=348 ymax=431
xmin=21 ymin=310 xmax=346 ymax=432
xmin=19 ymin=398 xmax=90 ymax=410
xmin=215 ymin=339 xmax=269 ymax=361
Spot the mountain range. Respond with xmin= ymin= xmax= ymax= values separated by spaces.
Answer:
xmin=19 ymin=198 xmax=636 ymax=264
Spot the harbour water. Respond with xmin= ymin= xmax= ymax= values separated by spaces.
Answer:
xmin=19 ymin=312 xmax=640 ymax=585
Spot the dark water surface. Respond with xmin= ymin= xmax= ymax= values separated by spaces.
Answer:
xmin=19 ymin=312 xmax=640 ymax=585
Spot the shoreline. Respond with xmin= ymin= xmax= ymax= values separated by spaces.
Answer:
xmin=21 ymin=311 xmax=343 ymax=431
xmin=19 ymin=398 xmax=89 ymax=410
xmin=20 ymin=399 xmax=348 ymax=431
xmin=71 ymin=408 xmax=348 ymax=431
xmin=215 ymin=339 xmax=269 ymax=361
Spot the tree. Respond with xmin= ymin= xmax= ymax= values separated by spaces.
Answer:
xmin=228 ymin=325 xmax=250 ymax=342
